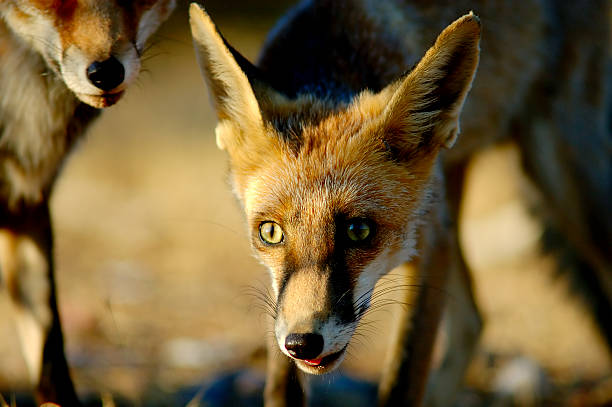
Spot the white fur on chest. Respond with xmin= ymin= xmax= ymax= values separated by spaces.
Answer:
xmin=0 ymin=22 xmax=82 ymax=207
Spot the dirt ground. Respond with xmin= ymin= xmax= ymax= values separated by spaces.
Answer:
xmin=0 ymin=3 xmax=610 ymax=405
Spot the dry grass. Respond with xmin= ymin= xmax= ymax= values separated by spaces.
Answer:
xmin=0 ymin=4 xmax=609 ymax=404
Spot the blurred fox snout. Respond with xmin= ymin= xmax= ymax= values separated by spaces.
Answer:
xmin=60 ymin=40 xmax=140 ymax=108
xmin=1 ymin=0 xmax=176 ymax=108
xmin=86 ymin=57 xmax=126 ymax=92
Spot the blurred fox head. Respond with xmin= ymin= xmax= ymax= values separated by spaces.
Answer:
xmin=190 ymin=3 xmax=480 ymax=374
xmin=0 ymin=0 xmax=175 ymax=108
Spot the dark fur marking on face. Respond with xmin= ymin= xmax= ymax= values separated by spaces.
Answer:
xmin=266 ymin=116 xmax=305 ymax=152
xmin=276 ymin=256 xmax=297 ymax=316
xmin=263 ymin=97 xmax=345 ymax=155
xmin=324 ymin=251 xmax=358 ymax=325
xmin=273 ymin=216 xmax=360 ymax=326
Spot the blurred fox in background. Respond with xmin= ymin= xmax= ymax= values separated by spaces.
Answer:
xmin=191 ymin=0 xmax=611 ymax=405
xmin=0 ymin=0 xmax=175 ymax=404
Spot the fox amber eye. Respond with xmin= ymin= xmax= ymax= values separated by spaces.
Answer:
xmin=260 ymin=222 xmax=284 ymax=244
xmin=347 ymin=220 xmax=371 ymax=242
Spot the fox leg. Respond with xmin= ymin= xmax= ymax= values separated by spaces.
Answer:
xmin=378 ymin=205 xmax=453 ymax=406
xmin=0 ymin=204 xmax=80 ymax=405
xmin=423 ymin=161 xmax=482 ymax=406
xmin=424 ymin=246 xmax=481 ymax=407
xmin=264 ymin=331 xmax=306 ymax=407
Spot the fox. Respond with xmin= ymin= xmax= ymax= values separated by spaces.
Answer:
xmin=189 ymin=0 xmax=611 ymax=406
xmin=0 ymin=0 xmax=175 ymax=404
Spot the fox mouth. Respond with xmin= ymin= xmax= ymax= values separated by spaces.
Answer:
xmin=292 ymin=345 xmax=348 ymax=374
xmin=76 ymin=91 xmax=124 ymax=108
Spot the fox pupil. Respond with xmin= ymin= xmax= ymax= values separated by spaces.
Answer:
xmin=347 ymin=220 xmax=371 ymax=242
xmin=260 ymin=221 xmax=283 ymax=244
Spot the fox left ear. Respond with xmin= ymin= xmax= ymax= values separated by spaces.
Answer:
xmin=189 ymin=3 xmax=266 ymax=151
xmin=378 ymin=12 xmax=481 ymax=155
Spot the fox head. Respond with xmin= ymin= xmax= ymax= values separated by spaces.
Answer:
xmin=190 ymin=3 xmax=480 ymax=374
xmin=0 ymin=0 xmax=175 ymax=108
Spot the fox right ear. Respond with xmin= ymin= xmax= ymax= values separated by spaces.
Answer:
xmin=189 ymin=3 xmax=263 ymax=150
xmin=376 ymin=13 xmax=481 ymax=156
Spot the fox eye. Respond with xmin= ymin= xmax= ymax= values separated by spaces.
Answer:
xmin=347 ymin=220 xmax=372 ymax=242
xmin=260 ymin=221 xmax=284 ymax=245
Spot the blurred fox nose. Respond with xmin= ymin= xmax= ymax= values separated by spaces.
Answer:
xmin=86 ymin=56 xmax=125 ymax=91
xmin=285 ymin=333 xmax=324 ymax=360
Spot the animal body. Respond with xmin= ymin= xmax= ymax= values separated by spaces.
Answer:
xmin=0 ymin=0 xmax=175 ymax=404
xmin=190 ymin=0 xmax=611 ymax=405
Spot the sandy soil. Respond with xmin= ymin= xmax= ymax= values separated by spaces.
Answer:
xmin=0 ymin=3 xmax=609 ymax=405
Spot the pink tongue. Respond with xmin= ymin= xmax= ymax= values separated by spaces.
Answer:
xmin=303 ymin=357 xmax=323 ymax=366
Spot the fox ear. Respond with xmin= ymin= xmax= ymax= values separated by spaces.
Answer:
xmin=189 ymin=3 xmax=264 ymax=150
xmin=379 ymin=13 xmax=480 ymax=156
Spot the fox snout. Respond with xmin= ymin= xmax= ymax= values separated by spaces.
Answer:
xmin=56 ymin=40 xmax=139 ymax=108
xmin=274 ymin=268 xmax=358 ymax=373
xmin=1 ymin=0 xmax=176 ymax=108
xmin=59 ymin=53 xmax=131 ymax=108
xmin=86 ymin=57 xmax=125 ymax=93
xmin=276 ymin=314 xmax=354 ymax=374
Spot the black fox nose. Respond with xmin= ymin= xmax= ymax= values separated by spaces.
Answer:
xmin=86 ymin=56 xmax=125 ymax=91
xmin=285 ymin=333 xmax=324 ymax=360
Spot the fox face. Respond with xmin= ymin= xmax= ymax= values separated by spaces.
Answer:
xmin=0 ymin=0 xmax=175 ymax=108
xmin=239 ymin=95 xmax=444 ymax=373
xmin=190 ymin=3 xmax=480 ymax=374
xmin=245 ymin=127 xmax=430 ymax=372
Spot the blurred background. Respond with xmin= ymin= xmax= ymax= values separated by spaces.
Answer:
xmin=0 ymin=1 xmax=610 ymax=405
